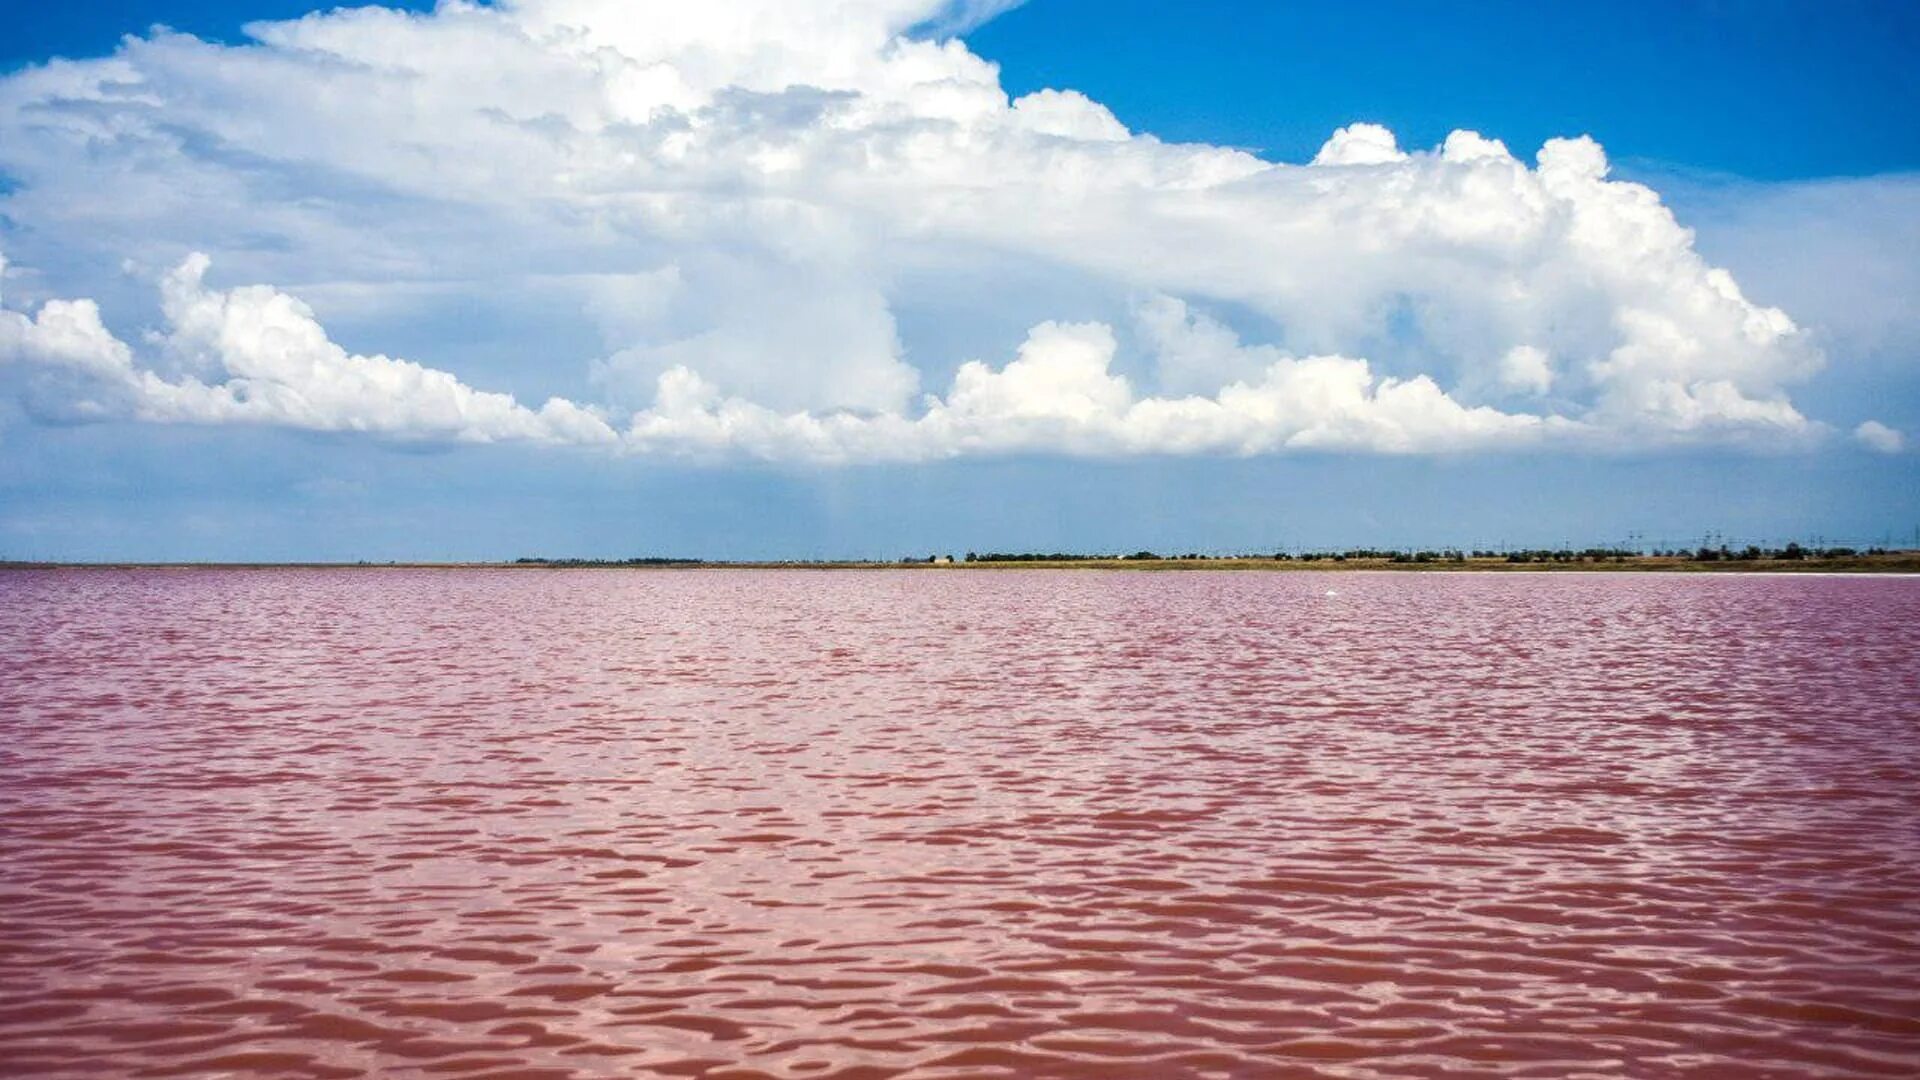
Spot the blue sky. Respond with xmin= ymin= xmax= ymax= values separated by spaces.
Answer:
xmin=0 ymin=0 xmax=1915 ymax=559
xmin=973 ymin=1 xmax=1920 ymax=181
xmin=12 ymin=1 xmax=1916 ymax=179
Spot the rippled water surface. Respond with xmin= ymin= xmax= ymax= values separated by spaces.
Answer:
xmin=3 ymin=569 xmax=1919 ymax=1079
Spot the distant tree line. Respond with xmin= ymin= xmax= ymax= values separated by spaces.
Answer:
xmin=965 ymin=552 xmax=1118 ymax=562
xmin=955 ymin=545 xmax=1897 ymax=564
xmin=964 ymin=551 xmax=1231 ymax=562
xmin=503 ymin=545 xmax=1898 ymax=568
xmin=514 ymin=557 xmax=706 ymax=566
xmin=1666 ymin=543 xmax=1883 ymax=562
xmin=1494 ymin=548 xmax=1635 ymax=563
xmin=1282 ymin=548 xmax=1460 ymax=562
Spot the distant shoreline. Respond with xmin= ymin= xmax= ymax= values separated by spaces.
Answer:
xmin=5 ymin=555 xmax=1918 ymax=574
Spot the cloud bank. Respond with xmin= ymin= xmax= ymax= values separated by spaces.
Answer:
xmin=0 ymin=0 xmax=1894 ymax=461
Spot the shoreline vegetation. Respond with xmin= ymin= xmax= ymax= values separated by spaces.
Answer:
xmin=4 ymin=546 xmax=1918 ymax=573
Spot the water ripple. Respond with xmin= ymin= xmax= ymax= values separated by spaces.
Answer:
xmin=1 ymin=569 xmax=1918 ymax=1078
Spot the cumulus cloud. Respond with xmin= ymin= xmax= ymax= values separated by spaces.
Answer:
xmin=1498 ymin=346 xmax=1555 ymax=394
xmin=1854 ymin=420 xmax=1905 ymax=454
xmin=2 ymin=258 xmax=1562 ymax=461
xmin=626 ymin=314 xmax=1554 ymax=463
xmin=0 ymin=0 xmax=1851 ymax=462
xmin=1312 ymin=122 xmax=1408 ymax=166
xmin=1 ymin=252 xmax=615 ymax=443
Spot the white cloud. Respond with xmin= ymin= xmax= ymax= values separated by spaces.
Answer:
xmin=911 ymin=0 xmax=1030 ymax=38
xmin=1312 ymin=122 xmax=1408 ymax=166
xmin=585 ymin=256 xmax=919 ymax=414
xmin=1 ymin=252 xmax=616 ymax=444
xmin=1497 ymin=345 xmax=1554 ymax=394
xmin=1855 ymin=420 xmax=1905 ymax=454
xmin=1657 ymin=170 xmax=1920 ymax=378
xmin=0 ymin=0 xmax=1857 ymax=462
xmin=2 ymin=257 xmax=1559 ymax=461
xmin=1010 ymin=89 xmax=1129 ymax=142
xmin=625 ymin=313 xmax=1559 ymax=462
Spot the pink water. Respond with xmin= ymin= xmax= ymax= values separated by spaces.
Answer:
xmin=2 ymin=569 xmax=1918 ymax=1079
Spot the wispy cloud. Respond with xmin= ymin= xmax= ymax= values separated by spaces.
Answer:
xmin=910 ymin=0 xmax=1030 ymax=38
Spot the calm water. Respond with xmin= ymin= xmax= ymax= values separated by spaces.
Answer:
xmin=2 ymin=569 xmax=1918 ymax=1079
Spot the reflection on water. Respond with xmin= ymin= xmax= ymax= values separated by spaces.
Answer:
xmin=2 ymin=568 xmax=1918 ymax=1078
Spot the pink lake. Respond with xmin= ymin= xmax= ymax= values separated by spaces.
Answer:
xmin=1 ymin=568 xmax=1918 ymax=1078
